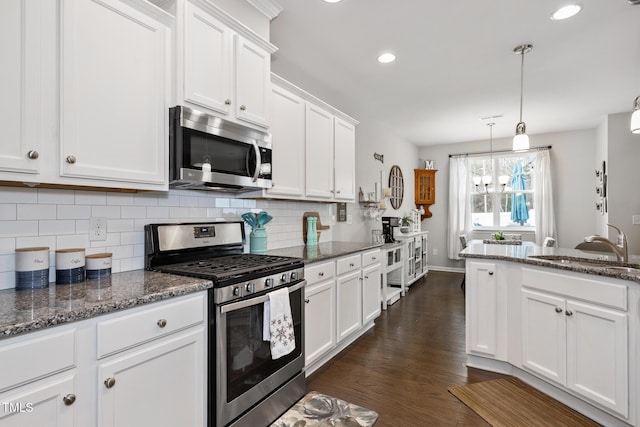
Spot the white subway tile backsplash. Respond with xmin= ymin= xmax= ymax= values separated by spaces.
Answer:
xmin=146 ymin=206 xmax=169 ymax=219
xmin=169 ymin=207 xmax=190 ymax=218
xmin=110 ymin=244 xmax=134 ymax=260
xmin=15 ymin=236 xmax=56 ymax=251
xmin=197 ymin=197 xmax=217 ymax=208
xmin=215 ymin=198 xmax=230 ymax=208
xmin=133 ymin=243 xmax=144 ymax=257
xmin=121 ymin=206 xmax=147 ymax=219
xmin=38 ymin=189 xmax=75 ymax=205
xmin=75 ymin=191 xmax=107 ymax=205
xmin=107 ymin=219 xmax=134 ymax=233
xmin=39 ymin=220 xmax=76 ymax=235
xmin=0 ymin=238 xmax=16 ymax=254
xmin=179 ymin=195 xmax=199 ymax=207
xmin=120 ymin=231 xmax=143 ymax=245
xmin=56 ymin=234 xmax=91 ymax=249
xmin=229 ymin=199 xmax=244 ymax=208
xmin=134 ymin=193 xmax=160 ymax=206
xmin=0 ymin=187 xmax=38 ymax=203
xmin=0 ymin=221 xmax=38 ymax=238
xmin=106 ymin=192 xmax=135 ymax=206
xmin=0 ymin=254 xmax=15 ymax=273
xmin=57 ymin=205 xmax=91 ymax=220
xmin=120 ymin=256 xmax=144 ymax=272
xmin=91 ymin=205 xmax=121 ymax=219
xmin=0 ymin=205 xmax=16 ymax=221
xmin=17 ymin=204 xmax=57 ymax=220
xmin=0 ymin=272 xmax=15 ymax=290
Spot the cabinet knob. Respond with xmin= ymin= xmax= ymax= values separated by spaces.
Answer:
xmin=318 ymin=272 xmax=324 ymax=277
xmin=240 ymin=105 xmax=246 ymax=111
xmin=565 ymin=310 xmax=574 ymax=317
xmin=304 ymin=299 xmax=310 ymax=304
xmin=157 ymin=318 xmax=167 ymax=328
xmin=104 ymin=378 xmax=116 ymax=389
xmin=62 ymin=394 xmax=76 ymax=406
xmin=364 ymin=275 xmax=369 ymax=279
xmin=27 ymin=150 xmax=39 ymax=159
xmin=224 ymin=99 xmax=231 ymax=105
xmin=349 ymin=263 xmax=355 ymax=267
xmin=66 ymin=155 xmax=76 ymax=164
xmin=555 ymin=307 xmax=563 ymax=313
xmin=488 ymin=271 xmax=494 ymax=275
xmin=372 ymin=257 xmax=377 ymax=260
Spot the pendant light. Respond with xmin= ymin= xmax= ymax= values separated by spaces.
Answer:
xmin=473 ymin=122 xmax=508 ymax=193
xmin=513 ymin=44 xmax=533 ymax=151
xmin=631 ymin=96 xmax=640 ymax=134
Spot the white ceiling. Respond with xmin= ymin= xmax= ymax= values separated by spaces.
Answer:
xmin=269 ymin=0 xmax=640 ymax=146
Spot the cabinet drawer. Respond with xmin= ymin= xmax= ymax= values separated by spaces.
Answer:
xmin=362 ymin=249 xmax=381 ymax=267
xmin=305 ymin=261 xmax=335 ymax=286
xmin=522 ymin=267 xmax=627 ymax=310
xmin=0 ymin=329 xmax=76 ymax=392
xmin=336 ymin=254 xmax=361 ymax=276
xmin=97 ymin=293 xmax=205 ymax=358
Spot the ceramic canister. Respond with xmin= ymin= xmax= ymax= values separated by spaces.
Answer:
xmin=55 ymin=248 xmax=86 ymax=285
xmin=85 ymin=253 xmax=112 ymax=280
xmin=15 ymin=247 xmax=50 ymax=290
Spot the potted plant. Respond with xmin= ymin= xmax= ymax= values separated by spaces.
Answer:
xmin=400 ymin=215 xmax=412 ymax=233
xmin=493 ymin=231 xmax=505 ymax=241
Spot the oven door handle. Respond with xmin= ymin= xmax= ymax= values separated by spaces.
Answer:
xmin=220 ymin=280 xmax=306 ymax=314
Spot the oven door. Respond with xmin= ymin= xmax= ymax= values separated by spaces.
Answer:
xmin=215 ymin=281 xmax=305 ymax=427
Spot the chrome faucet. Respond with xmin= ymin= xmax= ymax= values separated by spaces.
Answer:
xmin=584 ymin=224 xmax=628 ymax=262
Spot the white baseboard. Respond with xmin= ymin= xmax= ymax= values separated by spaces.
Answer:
xmin=427 ymin=265 xmax=465 ymax=273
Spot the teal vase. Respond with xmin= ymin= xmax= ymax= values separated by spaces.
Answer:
xmin=250 ymin=227 xmax=267 ymax=254
xmin=306 ymin=217 xmax=318 ymax=247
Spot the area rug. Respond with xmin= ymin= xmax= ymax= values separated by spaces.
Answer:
xmin=448 ymin=377 xmax=601 ymax=427
xmin=271 ymin=390 xmax=378 ymax=426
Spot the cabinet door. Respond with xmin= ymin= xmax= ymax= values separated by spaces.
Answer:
xmin=267 ymin=84 xmax=305 ymax=197
xmin=305 ymin=103 xmax=334 ymax=199
xmin=0 ymin=0 xmax=54 ymax=177
xmin=304 ymin=280 xmax=336 ymax=366
xmin=0 ymin=374 xmax=76 ymax=426
xmin=60 ymin=0 xmax=168 ymax=187
xmin=362 ymin=264 xmax=381 ymax=324
xmin=184 ymin=1 xmax=232 ymax=115
xmin=466 ymin=261 xmax=501 ymax=357
xmin=235 ymin=35 xmax=270 ymax=128
xmin=521 ymin=289 xmax=566 ymax=385
xmin=336 ymin=271 xmax=362 ymax=342
xmin=98 ymin=327 xmax=206 ymax=427
xmin=333 ymin=117 xmax=356 ymax=201
xmin=566 ymin=300 xmax=628 ymax=417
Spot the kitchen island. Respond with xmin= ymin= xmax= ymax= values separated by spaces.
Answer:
xmin=461 ymin=242 xmax=639 ymax=427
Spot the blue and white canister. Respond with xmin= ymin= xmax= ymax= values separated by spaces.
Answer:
xmin=55 ymin=248 xmax=86 ymax=285
xmin=15 ymin=247 xmax=50 ymax=290
xmin=86 ymin=253 xmax=112 ymax=280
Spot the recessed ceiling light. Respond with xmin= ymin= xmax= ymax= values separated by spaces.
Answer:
xmin=377 ymin=53 xmax=396 ymax=64
xmin=323 ymin=0 xmax=342 ymax=3
xmin=550 ymin=4 xmax=582 ymax=20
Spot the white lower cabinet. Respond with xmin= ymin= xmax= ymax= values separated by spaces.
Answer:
xmin=304 ymin=248 xmax=382 ymax=375
xmin=97 ymin=327 xmax=206 ymax=427
xmin=0 ymin=292 xmax=207 ymax=427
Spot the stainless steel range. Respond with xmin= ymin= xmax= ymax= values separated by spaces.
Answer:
xmin=145 ymin=222 xmax=306 ymax=427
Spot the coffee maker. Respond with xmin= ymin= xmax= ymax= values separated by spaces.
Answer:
xmin=381 ymin=216 xmax=399 ymax=243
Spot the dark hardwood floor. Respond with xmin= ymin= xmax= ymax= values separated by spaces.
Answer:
xmin=306 ymin=270 xmax=506 ymax=427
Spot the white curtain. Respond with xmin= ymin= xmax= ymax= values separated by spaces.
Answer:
xmin=534 ymin=149 xmax=557 ymax=246
xmin=448 ymin=156 xmax=471 ymax=260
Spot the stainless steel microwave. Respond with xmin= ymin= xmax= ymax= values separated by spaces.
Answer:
xmin=169 ymin=106 xmax=272 ymax=192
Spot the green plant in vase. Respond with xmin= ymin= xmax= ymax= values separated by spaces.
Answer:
xmin=400 ymin=215 xmax=413 ymax=233
xmin=493 ymin=231 xmax=505 ymax=241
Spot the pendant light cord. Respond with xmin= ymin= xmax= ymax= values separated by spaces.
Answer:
xmin=519 ymin=51 xmax=525 ymax=123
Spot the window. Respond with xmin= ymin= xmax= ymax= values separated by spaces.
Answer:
xmin=470 ymin=152 xmax=536 ymax=229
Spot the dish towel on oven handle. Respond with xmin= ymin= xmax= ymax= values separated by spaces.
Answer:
xmin=263 ymin=287 xmax=295 ymax=359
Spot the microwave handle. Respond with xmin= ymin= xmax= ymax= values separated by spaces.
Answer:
xmin=251 ymin=140 xmax=261 ymax=183
xmin=220 ymin=280 xmax=306 ymax=314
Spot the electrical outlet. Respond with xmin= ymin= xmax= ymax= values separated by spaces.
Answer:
xmin=433 ymin=248 xmax=438 ymax=256
xmin=347 ymin=214 xmax=353 ymax=225
xmin=633 ymin=215 xmax=640 ymax=225
xmin=90 ymin=217 xmax=107 ymax=241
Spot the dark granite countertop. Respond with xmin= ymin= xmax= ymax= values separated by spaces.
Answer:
xmin=460 ymin=241 xmax=640 ymax=284
xmin=268 ymin=241 xmax=383 ymax=264
xmin=0 ymin=270 xmax=212 ymax=340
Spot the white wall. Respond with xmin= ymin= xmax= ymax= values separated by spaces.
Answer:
xmin=595 ymin=117 xmax=609 ymax=236
xmin=0 ymin=187 xmax=331 ymax=290
xmin=418 ymin=128 xmax=597 ymax=270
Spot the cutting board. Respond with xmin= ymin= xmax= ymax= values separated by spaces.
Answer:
xmin=302 ymin=212 xmax=330 ymax=244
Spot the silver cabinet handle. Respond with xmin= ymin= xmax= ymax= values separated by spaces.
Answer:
xmin=240 ymin=105 xmax=246 ymax=111
xmin=62 ymin=394 xmax=76 ymax=406
xmin=224 ymin=99 xmax=231 ymax=105
xmin=555 ymin=307 xmax=563 ymax=313
xmin=488 ymin=271 xmax=494 ymax=275
xmin=104 ymin=378 xmax=116 ymax=389
xmin=157 ymin=319 xmax=167 ymax=328
xmin=565 ymin=310 xmax=574 ymax=316
xmin=66 ymin=155 xmax=76 ymax=164
xmin=318 ymin=272 xmax=324 ymax=277
xmin=27 ymin=150 xmax=39 ymax=159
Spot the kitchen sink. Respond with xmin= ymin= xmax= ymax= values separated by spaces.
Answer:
xmin=528 ymin=255 xmax=640 ymax=275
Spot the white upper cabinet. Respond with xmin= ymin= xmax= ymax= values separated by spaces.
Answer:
xmin=333 ymin=117 xmax=356 ymax=201
xmin=267 ymin=84 xmax=305 ymax=197
xmin=305 ymin=103 xmax=334 ymax=199
xmin=60 ymin=0 xmax=170 ymax=189
xmin=0 ymin=0 xmax=56 ymax=180
xmin=178 ymin=0 xmax=276 ymax=129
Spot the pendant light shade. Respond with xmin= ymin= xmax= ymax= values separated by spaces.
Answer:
xmin=513 ymin=44 xmax=532 ymax=151
xmin=631 ymin=96 xmax=640 ymax=134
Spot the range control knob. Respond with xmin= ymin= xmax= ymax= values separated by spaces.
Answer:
xmin=246 ymin=283 xmax=255 ymax=293
xmin=233 ymin=287 xmax=241 ymax=296
xmin=264 ymin=278 xmax=274 ymax=288
xmin=280 ymin=273 xmax=289 ymax=283
xmin=290 ymin=271 xmax=298 ymax=281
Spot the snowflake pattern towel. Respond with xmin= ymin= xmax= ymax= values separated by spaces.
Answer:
xmin=263 ymin=288 xmax=295 ymax=359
